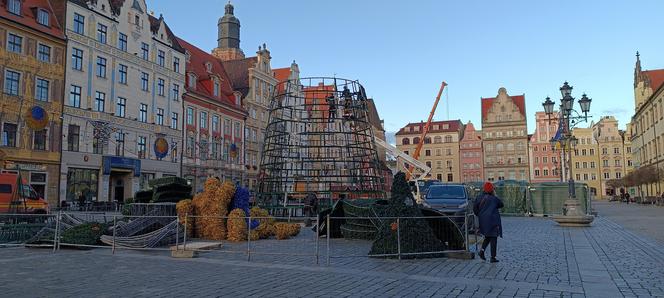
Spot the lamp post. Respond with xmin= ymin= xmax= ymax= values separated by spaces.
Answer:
xmin=542 ymin=82 xmax=594 ymax=226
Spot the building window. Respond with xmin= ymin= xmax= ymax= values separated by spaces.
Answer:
xmin=615 ymin=172 xmax=622 ymax=179
xmin=590 ymin=149 xmax=595 ymax=155
xmin=173 ymin=57 xmax=180 ymax=72
xmin=614 ymin=147 xmax=620 ymax=154
xmin=171 ymin=113 xmax=178 ymax=130
xmin=67 ymin=125 xmax=80 ymax=152
xmin=157 ymin=50 xmax=165 ymax=67
xmin=137 ymin=136 xmax=146 ymax=159
xmin=141 ymin=42 xmax=149 ymax=60
xmin=37 ymin=44 xmax=51 ymax=62
xmin=139 ymin=104 xmax=148 ymax=123
xmin=602 ymin=148 xmax=608 ymax=154
xmin=213 ymin=80 xmax=220 ymax=97
xmin=116 ymin=97 xmax=126 ymax=117
xmin=156 ymin=108 xmax=164 ymax=125
xmin=37 ymin=9 xmax=49 ymax=26
xmin=94 ymin=91 xmax=105 ymax=112
xmin=73 ymin=13 xmax=85 ymax=34
xmin=186 ymin=107 xmax=194 ymax=125
xmin=200 ymin=112 xmax=208 ymax=129
xmin=576 ymin=174 xmax=581 ymax=180
xmin=157 ymin=78 xmax=165 ymax=96
xmin=8 ymin=0 xmax=21 ymax=15
xmin=35 ymin=78 xmax=49 ymax=101
xmin=115 ymin=132 xmax=124 ymax=156
xmin=172 ymin=84 xmax=180 ymax=101
xmin=65 ymin=168 xmax=98 ymax=202
xmin=7 ymin=33 xmax=22 ymax=53
xmin=425 ymin=150 xmax=431 ymax=156
xmin=33 ymin=129 xmax=47 ymax=150
xmin=72 ymin=48 xmax=83 ymax=70
xmin=118 ymin=33 xmax=127 ymax=51
xmin=445 ymin=135 xmax=452 ymax=143
xmin=447 ymin=173 xmax=453 ymax=182
xmin=402 ymin=138 xmax=410 ymax=145
xmin=69 ymin=85 xmax=81 ymax=107
xmin=96 ymin=56 xmax=107 ymax=78
xmin=615 ymin=160 xmax=621 ymax=167
xmin=603 ymin=172 xmax=610 ymax=179
xmin=234 ymin=121 xmax=241 ymax=139
xmin=603 ymin=160 xmax=609 ymax=167
xmin=3 ymin=70 xmax=20 ymax=96
xmin=141 ymin=72 xmax=149 ymax=91
xmin=543 ymin=169 xmax=549 ymax=176
xmin=188 ymin=73 xmax=196 ymax=89
xmin=446 ymin=148 xmax=451 ymax=156
xmin=535 ymin=169 xmax=540 ymax=176
xmin=224 ymin=119 xmax=231 ymax=135
xmin=118 ymin=64 xmax=127 ymax=84
xmin=93 ymin=129 xmax=103 ymax=154
xmin=1 ymin=123 xmax=18 ymax=147
xmin=97 ymin=23 xmax=107 ymax=44
xmin=212 ymin=115 xmax=220 ymax=132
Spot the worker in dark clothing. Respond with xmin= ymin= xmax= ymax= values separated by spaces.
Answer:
xmin=327 ymin=95 xmax=336 ymax=121
xmin=473 ymin=182 xmax=504 ymax=263
xmin=342 ymin=86 xmax=353 ymax=119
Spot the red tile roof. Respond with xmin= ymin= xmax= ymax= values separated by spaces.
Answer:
xmin=222 ymin=57 xmax=258 ymax=98
xmin=0 ymin=0 xmax=65 ymax=40
xmin=272 ymin=67 xmax=291 ymax=94
xmin=395 ymin=120 xmax=463 ymax=136
xmin=176 ymin=37 xmax=239 ymax=109
xmin=643 ymin=69 xmax=664 ymax=92
xmin=481 ymin=94 xmax=526 ymax=120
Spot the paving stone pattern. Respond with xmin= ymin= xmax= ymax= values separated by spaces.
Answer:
xmin=1 ymin=215 xmax=663 ymax=297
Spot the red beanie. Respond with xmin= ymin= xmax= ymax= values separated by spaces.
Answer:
xmin=483 ymin=182 xmax=494 ymax=193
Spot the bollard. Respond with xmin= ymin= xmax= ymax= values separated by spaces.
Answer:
xmin=112 ymin=215 xmax=117 ymax=254
xmin=247 ymin=215 xmax=251 ymax=262
xmin=326 ymin=215 xmax=330 ymax=266
xmin=315 ymin=215 xmax=319 ymax=265
xmin=183 ymin=213 xmax=188 ymax=251
xmin=397 ymin=217 xmax=401 ymax=260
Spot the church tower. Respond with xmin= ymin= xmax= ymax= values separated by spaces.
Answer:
xmin=212 ymin=1 xmax=245 ymax=61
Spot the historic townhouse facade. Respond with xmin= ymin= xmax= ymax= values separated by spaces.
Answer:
xmin=0 ymin=0 xmax=66 ymax=206
xmin=593 ymin=116 xmax=626 ymax=198
xmin=178 ymin=37 xmax=246 ymax=193
xmin=631 ymin=52 xmax=664 ymax=195
xmin=481 ymin=88 xmax=529 ymax=181
xmin=529 ymin=112 xmax=561 ymax=182
xmin=55 ymin=0 xmax=185 ymax=203
xmin=213 ymin=3 xmax=277 ymax=190
xmin=396 ymin=120 xmax=463 ymax=182
xmin=570 ymin=127 xmax=601 ymax=197
xmin=459 ymin=121 xmax=483 ymax=182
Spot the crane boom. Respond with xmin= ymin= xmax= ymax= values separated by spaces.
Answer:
xmin=406 ymin=81 xmax=447 ymax=180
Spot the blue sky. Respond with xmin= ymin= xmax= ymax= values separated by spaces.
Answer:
xmin=147 ymin=0 xmax=664 ymax=134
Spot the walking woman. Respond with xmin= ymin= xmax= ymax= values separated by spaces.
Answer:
xmin=473 ymin=182 xmax=504 ymax=263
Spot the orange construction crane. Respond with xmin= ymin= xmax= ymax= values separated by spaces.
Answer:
xmin=406 ymin=81 xmax=447 ymax=180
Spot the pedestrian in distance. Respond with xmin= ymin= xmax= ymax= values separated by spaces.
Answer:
xmin=473 ymin=181 xmax=504 ymax=263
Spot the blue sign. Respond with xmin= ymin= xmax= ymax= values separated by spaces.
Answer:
xmin=102 ymin=156 xmax=141 ymax=177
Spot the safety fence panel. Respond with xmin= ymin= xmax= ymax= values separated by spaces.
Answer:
xmin=0 ymin=214 xmax=57 ymax=248
xmin=492 ymin=180 xmax=529 ymax=215
xmin=529 ymin=182 xmax=590 ymax=216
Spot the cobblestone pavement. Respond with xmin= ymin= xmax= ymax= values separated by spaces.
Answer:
xmin=593 ymin=200 xmax=664 ymax=244
xmin=1 ymin=216 xmax=663 ymax=297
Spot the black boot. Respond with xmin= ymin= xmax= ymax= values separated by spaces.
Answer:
xmin=490 ymin=257 xmax=499 ymax=263
xmin=478 ymin=250 xmax=485 ymax=261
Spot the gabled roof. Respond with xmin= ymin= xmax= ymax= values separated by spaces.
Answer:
xmin=148 ymin=14 xmax=185 ymax=53
xmin=481 ymin=94 xmax=526 ymax=120
xmin=395 ymin=120 xmax=463 ymax=136
xmin=642 ymin=69 xmax=664 ymax=92
xmin=272 ymin=67 xmax=291 ymax=95
xmin=460 ymin=121 xmax=481 ymax=141
xmin=176 ymin=37 xmax=238 ymax=108
xmin=69 ymin=0 xmax=125 ymax=16
xmin=222 ymin=57 xmax=258 ymax=97
xmin=0 ymin=0 xmax=65 ymax=40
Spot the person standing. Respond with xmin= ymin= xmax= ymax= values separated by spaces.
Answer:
xmin=473 ymin=182 xmax=504 ymax=263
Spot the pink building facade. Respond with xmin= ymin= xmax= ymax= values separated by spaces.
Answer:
xmin=529 ymin=112 xmax=562 ymax=182
xmin=460 ymin=121 xmax=484 ymax=182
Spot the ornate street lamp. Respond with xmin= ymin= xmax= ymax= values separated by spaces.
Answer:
xmin=542 ymin=82 xmax=594 ymax=226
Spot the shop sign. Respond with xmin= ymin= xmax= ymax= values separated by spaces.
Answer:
xmin=3 ymin=161 xmax=47 ymax=171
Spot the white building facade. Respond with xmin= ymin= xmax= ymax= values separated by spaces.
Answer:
xmin=59 ymin=0 xmax=185 ymax=203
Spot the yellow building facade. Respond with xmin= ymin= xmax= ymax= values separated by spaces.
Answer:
xmin=396 ymin=120 xmax=463 ymax=182
xmin=570 ymin=128 xmax=601 ymax=197
xmin=0 ymin=1 xmax=66 ymax=206
xmin=593 ymin=116 xmax=627 ymax=198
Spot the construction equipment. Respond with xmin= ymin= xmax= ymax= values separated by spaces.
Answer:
xmin=374 ymin=138 xmax=432 ymax=204
xmin=406 ymin=81 xmax=447 ymax=180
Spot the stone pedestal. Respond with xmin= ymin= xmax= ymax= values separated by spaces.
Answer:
xmin=552 ymin=198 xmax=594 ymax=227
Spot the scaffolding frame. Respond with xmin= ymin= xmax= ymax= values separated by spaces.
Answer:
xmin=258 ymin=77 xmax=387 ymax=208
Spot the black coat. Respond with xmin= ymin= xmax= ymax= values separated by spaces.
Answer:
xmin=473 ymin=192 xmax=504 ymax=238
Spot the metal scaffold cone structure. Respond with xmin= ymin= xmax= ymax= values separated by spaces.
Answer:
xmin=258 ymin=77 xmax=386 ymax=207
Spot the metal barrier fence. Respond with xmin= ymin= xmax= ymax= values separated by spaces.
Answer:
xmin=0 ymin=212 xmax=477 ymax=264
